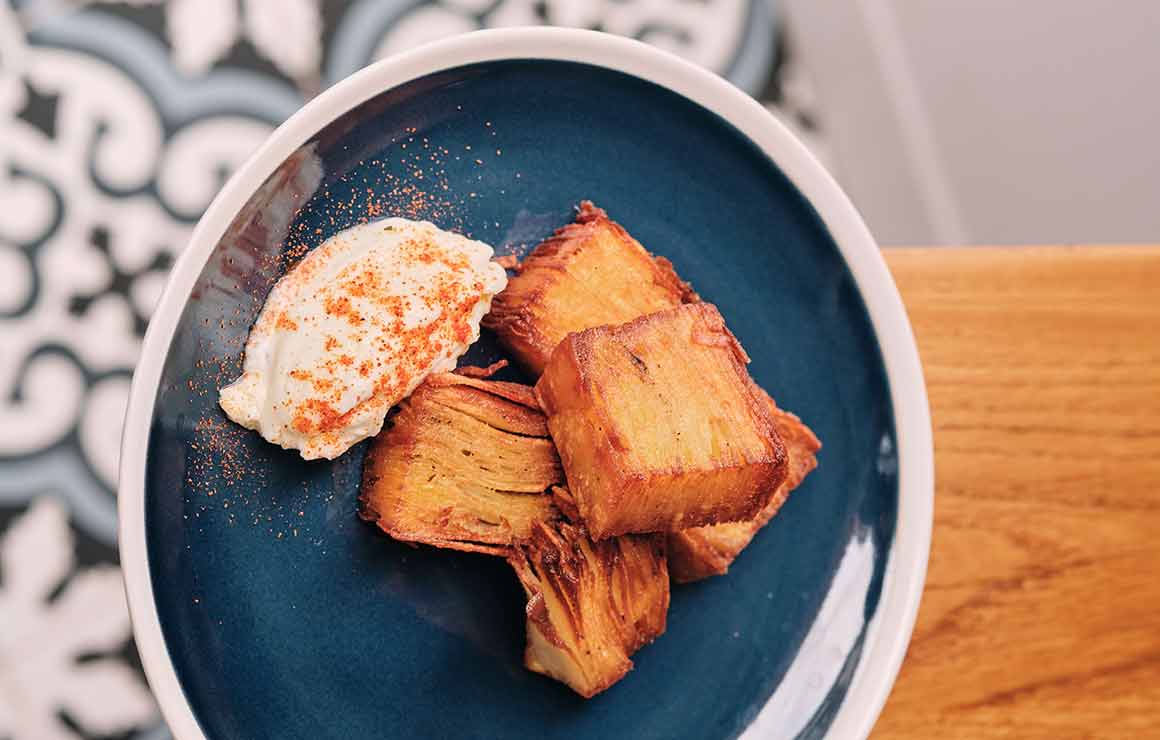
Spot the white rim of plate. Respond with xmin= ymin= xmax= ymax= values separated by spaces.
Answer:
xmin=118 ymin=27 xmax=933 ymax=740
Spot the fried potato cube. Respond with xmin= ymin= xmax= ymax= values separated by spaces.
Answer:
xmin=482 ymin=201 xmax=696 ymax=375
xmin=359 ymin=371 xmax=562 ymax=555
xmin=535 ymin=303 xmax=788 ymax=539
xmin=667 ymin=390 xmax=821 ymax=582
xmin=509 ymin=519 xmax=669 ymax=697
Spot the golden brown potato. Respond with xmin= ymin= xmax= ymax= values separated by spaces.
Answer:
xmin=535 ymin=303 xmax=788 ymax=539
xmin=667 ymin=390 xmax=821 ymax=582
xmin=359 ymin=371 xmax=562 ymax=555
xmin=509 ymin=519 xmax=669 ymax=697
xmin=482 ymin=201 xmax=696 ymax=375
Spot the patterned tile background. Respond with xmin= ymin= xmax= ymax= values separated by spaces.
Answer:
xmin=0 ymin=1 xmax=822 ymax=737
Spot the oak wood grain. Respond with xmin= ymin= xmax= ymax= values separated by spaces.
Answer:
xmin=875 ymin=247 xmax=1160 ymax=739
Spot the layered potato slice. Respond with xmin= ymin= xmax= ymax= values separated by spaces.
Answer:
xmin=509 ymin=519 xmax=669 ymax=697
xmin=667 ymin=389 xmax=821 ymax=582
xmin=359 ymin=369 xmax=562 ymax=555
xmin=535 ymin=303 xmax=788 ymax=539
xmin=484 ymin=202 xmax=820 ymax=570
xmin=482 ymin=201 xmax=696 ymax=375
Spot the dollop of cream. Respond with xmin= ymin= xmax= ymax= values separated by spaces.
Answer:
xmin=219 ymin=218 xmax=507 ymax=459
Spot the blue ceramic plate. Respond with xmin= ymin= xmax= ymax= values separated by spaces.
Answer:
xmin=120 ymin=29 xmax=932 ymax=740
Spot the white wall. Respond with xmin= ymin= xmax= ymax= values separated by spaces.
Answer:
xmin=786 ymin=0 xmax=1160 ymax=245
